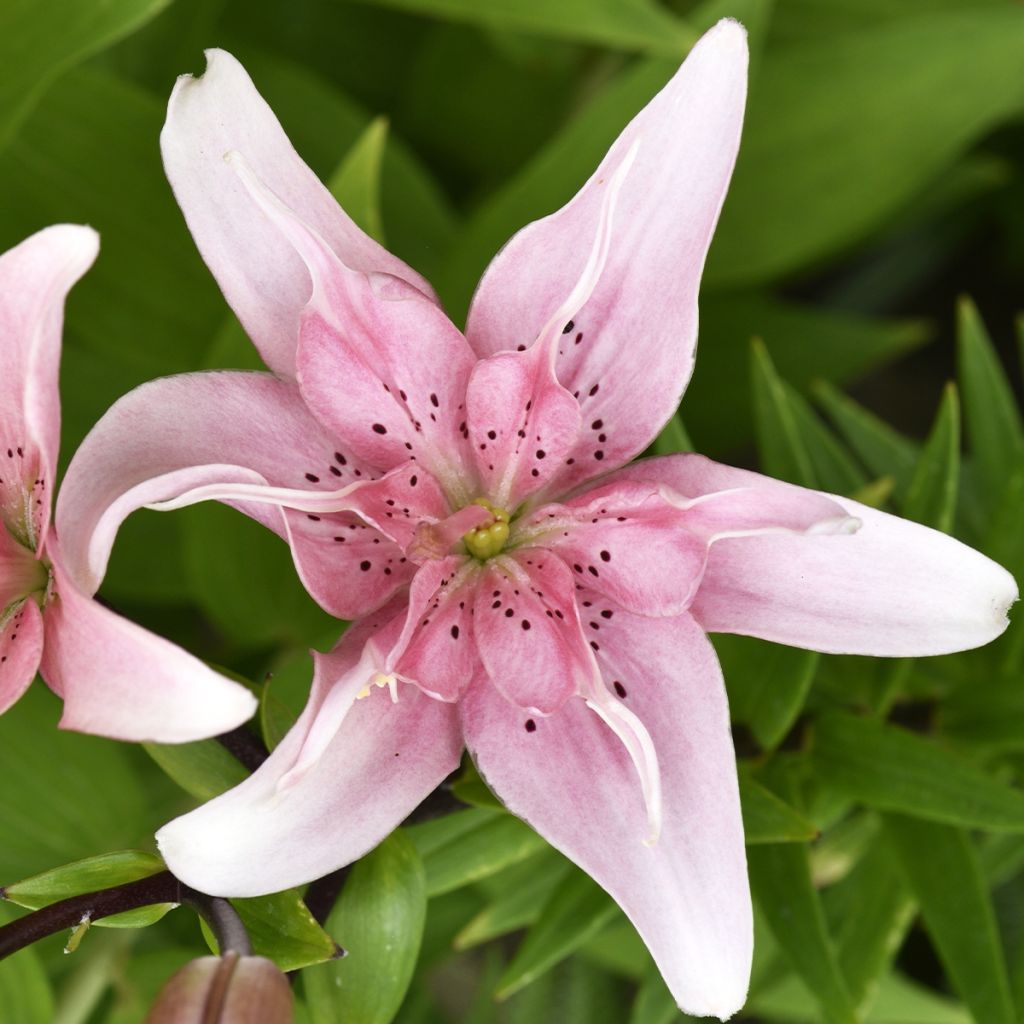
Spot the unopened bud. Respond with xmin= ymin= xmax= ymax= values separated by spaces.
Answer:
xmin=146 ymin=952 xmax=293 ymax=1023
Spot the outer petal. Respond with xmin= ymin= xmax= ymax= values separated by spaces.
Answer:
xmin=462 ymin=609 xmax=751 ymax=1018
xmin=616 ymin=454 xmax=1018 ymax=656
xmin=54 ymin=371 xmax=405 ymax=620
xmin=0 ymin=225 xmax=98 ymax=548
xmin=157 ymin=613 xmax=463 ymax=896
xmin=466 ymin=21 xmax=747 ymax=494
xmin=41 ymin=550 xmax=257 ymax=742
xmin=473 ymin=552 xmax=597 ymax=714
xmin=225 ymin=153 xmax=477 ymax=496
xmin=0 ymin=598 xmax=43 ymax=715
xmin=161 ymin=49 xmax=435 ymax=377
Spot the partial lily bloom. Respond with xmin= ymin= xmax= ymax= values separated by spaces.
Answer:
xmin=57 ymin=21 xmax=1016 ymax=1019
xmin=0 ymin=226 xmax=256 ymax=741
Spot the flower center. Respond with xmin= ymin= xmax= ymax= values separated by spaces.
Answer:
xmin=463 ymin=499 xmax=510 ymax=560
xmin=0 ymin=522 xmax=47 ymax=614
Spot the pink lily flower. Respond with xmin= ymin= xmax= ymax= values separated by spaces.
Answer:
xmin=56 ymin=22 xmax=1016 ymax=1018
xmin=0 ymin=225 xmax=256 ymax=741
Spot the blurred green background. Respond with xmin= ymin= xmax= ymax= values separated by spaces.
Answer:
xmin=1 ymin=0 xmax=1024 ymax=1021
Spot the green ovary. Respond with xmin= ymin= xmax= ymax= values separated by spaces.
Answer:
xmin=463 ymin=499 xmax=511 ymax=560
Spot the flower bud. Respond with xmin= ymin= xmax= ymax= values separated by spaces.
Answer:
xmin=146 ymin=952 xmax=293 ymax=1023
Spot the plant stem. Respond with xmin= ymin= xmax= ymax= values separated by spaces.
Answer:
xmin=0 ymin=871 xmax=252 ymax=960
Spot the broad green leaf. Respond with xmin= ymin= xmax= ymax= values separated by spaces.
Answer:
xmin=717 ymin=633 xmax=819 ymax=750
xmin=203 ymin=890 xmax=338 ymax=972
xmin=740 ymin=773 xmax=818 ymax=844
xmin=144 ymin=737 xmax=250 ymax=803
xmin=450 ymin=762 xmax=504 ymax=811
xmin=748 ymin=843 xmax=859 ymax=1024
xmin=259 ymin=652 xmax=316 ymax=752
xmin=3 ymin=851 xmax=171 ymax=929
xmin=630 ymin=970 xmax=688 ymax=1024
xmin=328 ymin=116 xmax=388 ymax=243
xmin=956 ymin=297 xmax=1024 ymax=505
xmin=706 ymin=9 xmax=1024 ymax=286
xmin=825 ymin=838 xmax=915 ymax=1012
xmin=454 ymin=851 xmax=571 ymax=949
xmin=412 ymin=810 xmax=547 ymax=897
xmin=0 ymin=0 xmax=170 ymax=147
xmin=305 ymin=831 xmax=426 ymax=1024
xmin=813 ymin=711 xmax=1024 ymax=831
xmin=0 ymin=687 xmax=168 ymax=883
xmin=750 ymin=338 xmax=816 ymax=487
xmin=345 ymin=0 xmax=697 ymax=54
xmin=883 ymin=815 xmax=1015 ymax=1024
xmin=689 ymin=294 xmax=926 ymax=452
xmin=903 ymin=382 xmax=960 ymax=533
xmin=0 ymin=915 xmax=53 ymax=1024
xmin=814 ymin=381 xmax=919 ymax=502
xmin=495 ymin=869 xmax=618 ymax=1000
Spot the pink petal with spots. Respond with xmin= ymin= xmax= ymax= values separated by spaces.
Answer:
xmin=462 ymin=609 xmax=750 ymax=1019
xmin=157 ymin=610 xmax=462 ymax=896
xmin=390 ymin=557 xmax=480 ymax=702
xmin=466 ymin=21 xmax=747 ymax=496
xmin=0 ymin=599 xmax=43 ymax=715
xmin=519 ymin=482 xmax=707 ymax=617
xmin=161 ymin=49 xmax=435 ymax=378
xmin=0 ymin=225 xmax=98 ymax=551
xmin=41 ymin=547 xmax=256 ymax=742
xmin=226 ymin=153 xmax=477 ymax=497
xmin=615 ymin=454 xmax=1018 ymax=656
xmin=473 ymin=552 xmax=596 ymax=714
xmin=54 ymin=371 xmax=408 ymax=619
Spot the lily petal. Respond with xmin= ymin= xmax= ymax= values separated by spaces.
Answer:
xmin=462 ymin=609 xmax=751 ymax=1019
xmin=617 ymin=454 xmax=1018 ymax=655
xmin=473 ymin=552 xmax=596 ymax=714
xmin=161 ymin=49 xmax=435 ymax=377
xmin=54 ymin=371 xmax=405 ymax=619
xmin=0 ymin=599 xmax=44 ymax=715
xmin=466 ymin=20 xmax=747 ymax=495
xmin=227 ymin=151 xmax=477 ymax=498
xmin=0 ymin=224 xmax=98 ymax=550
xmin=157 ymin=612 xmax=463 ymax=896
xmin=41 ymin=549 xmax=257 ymax=742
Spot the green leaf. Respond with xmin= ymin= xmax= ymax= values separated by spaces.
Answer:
xmin=825 ymin=838 xmax=916 ymax=1013
xmin=411 ymin=810 xmax=548 ymax=897
xmin=812 ymin=711 xmax=1024 ymax=831
xmin=495 ymin=869 xmax=619 ymax=1000
xmin=814 ymin=381 xmax=919 ymax=502
xmin=327 ymin=116 xmax=388 ymax=243
xmin=0 ymin=687 xmax=169 ymax=883
xmin=629 ymin=970 xmax=687 ymax=1024
xmin=454 ymin=851 xmax=571 ymax=949
xmin=717 ymin=633 xmax=820 ymax=750
xmin=304 ymin=831 xmax=426 ymax=1024
xmin=0 ymin=0 xmax=171 ymax=147
xmin=144 ymin=737 xmax=250 ymax=803
xmin=748 ymin=843 xmax=859 ymax=1024
xmin=688 ymin=294 xmax=926 ymax=453
xmin=740 ymin=772 xmax=819 ymax=844
xmin=903 ymin=382 xmax=960 ymax=532
xmin=344 ymin=0 xmax=697 ymax=54
xmin=883 ymin=815 xmax=1015 ymax=1024
xmin=203 ymin=890 xmax=338 ymax=973
xmin=750 ymin=338 xmax=817 ymax=487
xmin=3 ymin=851 xmax=171 ymax=929
xmin=0 ymin=915 xmax=53 ymax=1024
xmin=956 ymin=297 xmax=1024 ymax=506
xmin=649 ymin=414 xmax=693 ymax=457
xmin=706 ymin=9 xmax=1024 ymax=286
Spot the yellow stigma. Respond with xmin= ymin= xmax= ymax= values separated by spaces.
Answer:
xmin=463 ymin=499 xmax=510 ymax=560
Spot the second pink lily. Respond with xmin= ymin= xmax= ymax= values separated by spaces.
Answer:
xmin=57 ymin=20 xmax=1016 ymax=1018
